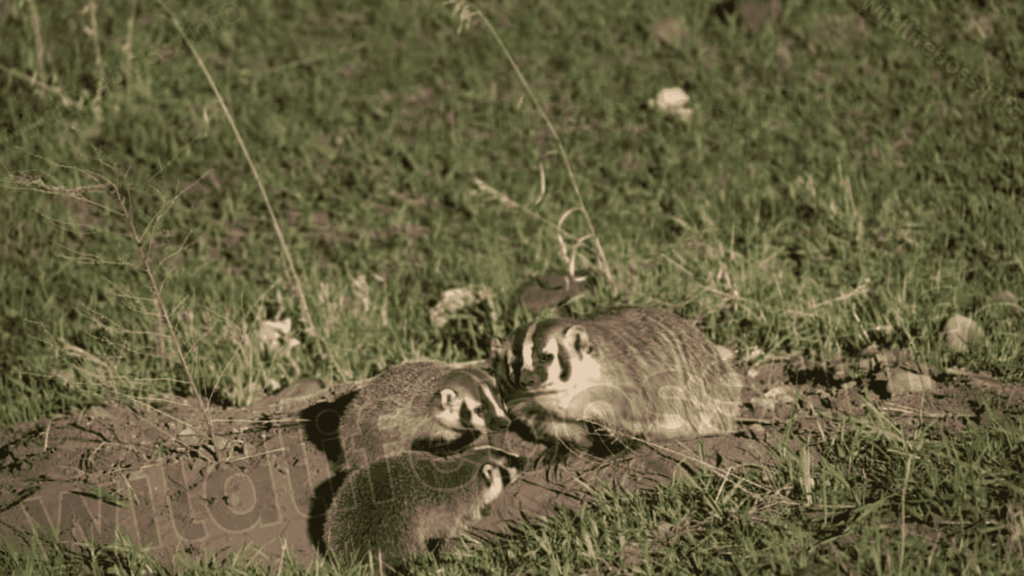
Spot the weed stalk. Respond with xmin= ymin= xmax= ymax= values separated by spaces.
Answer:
xmin=106 ymin=174 xmax=220 ymax=460
xmin=11 ymin=169 xmax=221 ymax=455
xmin=447 ymin=0 xmax=617 ymax=292
xmin=156 ymin=1 xmax=318 ymax=339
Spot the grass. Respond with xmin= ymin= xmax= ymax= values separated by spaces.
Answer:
xmin=1 ymin=0 xmax=1023 ymax=573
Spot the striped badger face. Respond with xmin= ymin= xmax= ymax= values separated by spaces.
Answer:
xmin=490 ymin=320 xmax=606 ymax=426
xmin=432 ymin=369 xmax=511 ymax=434
xmin=460 ymin=446 xmax=526 ymax=509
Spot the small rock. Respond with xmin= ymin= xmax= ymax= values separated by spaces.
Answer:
xmin=648 ymin=87 xmax=693 ymax=122
xmin=886 ymin=370 xmax=936 ymax=396
xmin=943 ymin=314 xmax=984 ymax=351
xmin=715 ymin=345 xmax=735 ymax=363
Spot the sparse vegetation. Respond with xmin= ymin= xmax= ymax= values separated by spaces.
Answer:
xmin=1 ymin=0 xmax=1022 ymax=574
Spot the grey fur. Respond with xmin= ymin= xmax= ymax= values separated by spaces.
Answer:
xmin=333 ymin=361 xmax=511 ymax=470
xmin=491 ymin=307 xmax=744 ymax=450
xmin=323 ymin=446 xmax=524 ymax=569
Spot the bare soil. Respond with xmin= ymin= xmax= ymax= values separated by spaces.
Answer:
xmin=1 ymin=356 xmax=1020 ymax=570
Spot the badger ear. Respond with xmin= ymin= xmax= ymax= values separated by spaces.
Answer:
xmin=438 ymin=388 xmax=461 ymax=411
xmin=480 ymin=463 xmax=496 ymax=483
xmin=563 ymin=325 xmax=592 ymax=358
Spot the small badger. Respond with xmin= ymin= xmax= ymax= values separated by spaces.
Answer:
xmin=323 ymin=361 xmax=511 ymax=471
xmin=490 ymin=307 xmax=744 ymax=451
xmin=323 ymin=446 xmax=525 ymax=569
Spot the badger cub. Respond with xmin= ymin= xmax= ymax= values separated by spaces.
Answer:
xmin=323 ymin=446 xmax=525 ymax=570
xmin=326 ymin=362 xmax=510 ymax=471
xmin=490 ymin=307 xmax=744 ymax=451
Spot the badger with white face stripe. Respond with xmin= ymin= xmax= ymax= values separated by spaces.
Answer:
xmin=327 ymin=361 xmax=511 ymax=470
xmin=324 ymin=445 xmax=526 ymax=569
xmin=490 ymin=307 xmax=744 ymax=452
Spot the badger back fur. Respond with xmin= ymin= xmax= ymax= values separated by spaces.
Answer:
xmin=490 ymin=307 xmax=743 ymax=449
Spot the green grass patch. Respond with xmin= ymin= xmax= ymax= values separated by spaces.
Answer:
xmin=1 ymin=0 xmax=1023 ymax=572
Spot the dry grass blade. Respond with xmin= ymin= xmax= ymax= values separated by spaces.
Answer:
xmin=473 ymin=177 xmax=600 ymax=278
xmin=472 ymin=178 xmax=571 ymax=233
xmin=154 ymin=1 xmax=318 ymax=346
xmin=473 ymin=177 xmax=521 ymax=210
xmin=556 ymin=207 xmax=598 ymax=277
xmin=122 ymin=0 xmax=138 ymax=61
xmin=448 ymin=1 xmax=617 ymax=292
xmin=536 ymin=162 xmax=547 ymax=206
xmin=567 ymin=235 xmax=594 ymax=278
xmin=25 ymin=0 xmax=47 ymax=88
xmin=35 ymin=168 xmax=223 ymax=460
xmin=445 ymin=0 xmax=479 ymax=34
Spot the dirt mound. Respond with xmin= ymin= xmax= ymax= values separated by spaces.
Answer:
xmin=1 ymin=358 xmax=1019 ymax=570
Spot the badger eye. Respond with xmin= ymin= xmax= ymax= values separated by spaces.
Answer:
xmin=538 ymin=352 xmax=554 ymax=364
